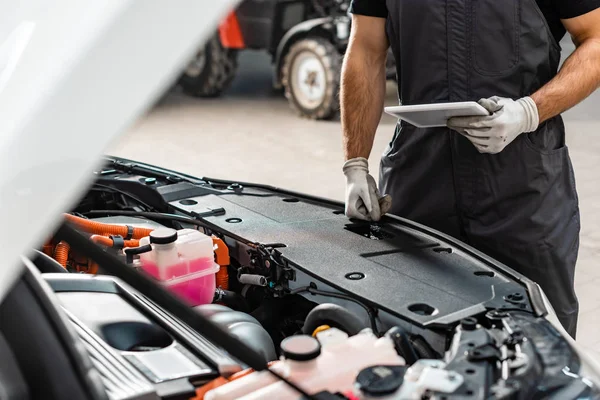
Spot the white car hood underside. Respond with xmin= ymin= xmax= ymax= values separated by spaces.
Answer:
xmin=0 ymin=0 xmax=237 ymax=301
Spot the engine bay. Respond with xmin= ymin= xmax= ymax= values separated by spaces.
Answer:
xmin=26 ymin=156 xmax=598 ymax=400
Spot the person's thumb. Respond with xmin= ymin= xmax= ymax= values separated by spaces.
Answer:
xmin=365 ymin=175 xmax=382 ymax=221
xmin=379 ymin=194 xmax=392 ymax=215
xmin=478 ymin=97 xmax=503 ymax=114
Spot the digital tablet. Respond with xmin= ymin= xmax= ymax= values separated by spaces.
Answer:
xmin=384 ymin=101 xmax=490 ymax=128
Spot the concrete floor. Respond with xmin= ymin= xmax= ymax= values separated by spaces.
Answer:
xmin=111 ymin=39 xmax=600 ymax=354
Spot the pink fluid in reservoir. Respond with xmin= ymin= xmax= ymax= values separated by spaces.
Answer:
xmin=140 ymin=257 xmax=218 ymax=306
xmin=164 ymin=269 xmax=217 ymax=306
xmin=140 ymin=256 xmax=214 ymax=280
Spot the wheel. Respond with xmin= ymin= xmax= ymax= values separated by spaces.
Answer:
xmin=179 ymin=34 xmax=238 ymax=98
xmin=282 ymin=37 xmax=342 ymax=120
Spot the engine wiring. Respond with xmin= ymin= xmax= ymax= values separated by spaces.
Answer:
xmin=81 ymin=210 xmax=256 ymax=247
xmin=82 ymin=210 xmax=206 ymax=226
xmin=91 ymin=183 xmax=156 ymax=211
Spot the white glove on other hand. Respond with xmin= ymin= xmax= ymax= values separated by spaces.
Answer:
xmin=343 ymin=157 xmax=392 ymax=221
xmin=447 ymin=96 xmax=539 ymax=154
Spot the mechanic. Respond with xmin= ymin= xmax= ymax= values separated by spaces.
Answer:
xmin=341 ymin=1 xmax=600 ymax=337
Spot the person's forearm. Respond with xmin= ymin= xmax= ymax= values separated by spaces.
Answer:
xmin=341 ymin=45 xmax=387 ymax=160
xmin=531 ymin=38 xmax=600 ymax=123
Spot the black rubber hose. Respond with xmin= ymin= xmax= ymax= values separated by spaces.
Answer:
xmin=30 ymin=250 xmax=68 ymax=274
xmin=215 ymin=289 xmax=250 ymax=313
xmin=411 ymin=335 xmax=438 ymax=359
xmin=291 ymin=285 xmax=379 ymax=335
xmin=385 ymin=327 xmax=420 ymax=364
xmin=302 ymin=303 xmax=368 ymax=336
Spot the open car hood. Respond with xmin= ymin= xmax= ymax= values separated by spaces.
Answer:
xmin=0 ymin=0 xmax=238 ymax=302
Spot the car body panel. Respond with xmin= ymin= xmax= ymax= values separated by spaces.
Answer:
xmin=99 ymin=156 xmax=548 ymax=329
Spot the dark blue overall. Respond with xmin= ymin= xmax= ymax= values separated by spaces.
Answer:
xmin=380 ymin=0 xmax=580 ymax=336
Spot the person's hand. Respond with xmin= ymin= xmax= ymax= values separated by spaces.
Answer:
xmin=447 ymin=96 xmax=539 ymax=154
xmin=343 ymin=157 xmax=392 ymax=221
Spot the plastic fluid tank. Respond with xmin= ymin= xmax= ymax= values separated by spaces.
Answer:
xmin=139 ymin=228 xmax=219 ymax=306
xmin=204 ymin=328 xmax=405 ymax=400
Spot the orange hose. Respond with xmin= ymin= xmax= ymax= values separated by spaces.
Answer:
xmin=86 ymin=235 xmax=140 ymax=274
xmin=90 ymin=235 xmax=140 ymax=248
xmin=43 ymin=243 xmax=54 ymax=257
xmin=64 ymin=214 xmax=154 ymax=240
xmin=212 ymin=237 xmax=230 ymax=290
xmin=54 ymin=241 xmax=70 ymax=268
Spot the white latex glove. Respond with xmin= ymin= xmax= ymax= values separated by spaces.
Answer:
xmin=447 ymin=96 xmax=539 ymax=154
xmin=343 ymin=157 xmax=392 ymax=221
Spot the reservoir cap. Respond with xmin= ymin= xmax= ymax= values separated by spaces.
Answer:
xmin=355 ymin=365 xmax=407 ymax=397
xmin=149 ymin=228 xmax=178 ymax=245
xmin=280 ymin=335 xmax=321 ymax=362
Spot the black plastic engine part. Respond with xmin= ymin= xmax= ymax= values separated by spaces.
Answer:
xmin=251 ymin=295 xmax=317 ymax=351
xmin=30 ymin=250 xmax=68 ymax=274
xmin=213 ymin=288 xmax=250 ymax=313
xmin=461 ymin=317 xmax=478 ymax=331
xmin=196 ymin=304 xmax=277 ymax=362
xmin=302 ymin=303 xmax=367 ymax=336
xmin=0 ymin=332 xmax=30 ymax=400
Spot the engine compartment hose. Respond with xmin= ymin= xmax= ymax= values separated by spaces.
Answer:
xmin=123 ymin=244 xmax=153 ymax=264
xmin=212 ymin=237 xmax=230 ymax=290
xmin=411 ymin=335 xmax=438 ymax=359
xmin=43 ymin=242 xmax=54 ymax=257
xmin=54 ymin=241 xmax=70 ymax=268
xmin=291 ymin=285 xmax=380 ymax=335
xmin=302 ymin=303 xmax=368 ymax=336
xmin=90 ymin=235 xmax=140 ymax=249
xmin=214 ymin=288 xmax=250 ymax=313
xmin=238 ymin=274 xmax=268 ymax=287
xmin=64 ymin=213 xmax=154 ymax=240
xmin=385 ymin=327 xmax=420 ymax=364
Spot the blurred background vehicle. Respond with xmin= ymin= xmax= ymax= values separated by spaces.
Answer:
xmin=178 ymin=0 xmax=396 ymax=120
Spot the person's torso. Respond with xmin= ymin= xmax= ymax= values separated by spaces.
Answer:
xmin=385 ymin=0 xmax=562 ymax=104
xmin=536 ymin=0 xmax=568 ymax=43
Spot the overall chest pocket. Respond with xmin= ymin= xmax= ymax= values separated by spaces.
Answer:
xmin=471 ymin=0 xmax=521 ymax=75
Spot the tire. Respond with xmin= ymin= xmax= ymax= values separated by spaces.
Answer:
xmin=179 ymin=35 xmax=238 ymax=98
xmin=282 ymin=37 xmax=341 ymax=120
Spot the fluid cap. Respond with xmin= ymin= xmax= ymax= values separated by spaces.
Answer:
xmin=355 ymin=365 xmax=407 ymax=397
xmin=149 ymin=228 xmax=178 ymax=245
xmin=280 ymin=335 xmax=321 ymax=362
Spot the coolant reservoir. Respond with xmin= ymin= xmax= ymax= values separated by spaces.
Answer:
xmin=139 ymin=228 xmax=219 ymax=306
xmin=204 ymin=328 xmax=405 ymax=400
